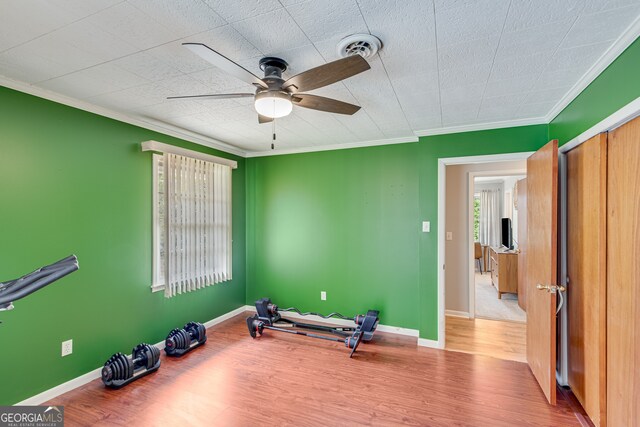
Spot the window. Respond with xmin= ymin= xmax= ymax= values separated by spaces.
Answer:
xmin=473 ymin=194 xmax=480 ymax=241
xmin=152 ymin=152 xmax=232 ymax=297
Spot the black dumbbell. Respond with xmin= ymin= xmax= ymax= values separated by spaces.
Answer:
xmin=101 ymin=343 xmax=161 ymax=388
xmin=164 ymin=321 xmax=207 ymax=356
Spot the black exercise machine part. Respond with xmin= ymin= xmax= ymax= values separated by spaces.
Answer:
xmin=165 ymin=321 xmax=207 ymax=357
xmin=101 ymin=343 xmax=161 ymax=389
xmin=246 ymin=298 xmax=379 ymax=357
xmin=0 ymin=255 xmax=79 ymax=315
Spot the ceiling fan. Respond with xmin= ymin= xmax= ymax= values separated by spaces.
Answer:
xmin=168 ymin=43 xmax=371 ymax=123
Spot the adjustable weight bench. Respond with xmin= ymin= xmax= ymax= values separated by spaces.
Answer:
xmin=246 ymin=298 xmax=379 ymax=357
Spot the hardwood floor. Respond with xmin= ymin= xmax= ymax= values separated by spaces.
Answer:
xmin=446 ymin=315 xmax=526 ymax=363
xmin=48 ymin=313 xmax=580 ymax=426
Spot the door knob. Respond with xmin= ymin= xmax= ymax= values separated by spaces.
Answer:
xmin=536 ymin=284 xmax=566 ymax=294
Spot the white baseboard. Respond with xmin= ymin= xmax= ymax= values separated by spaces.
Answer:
xmin=243 ymin=305 xmax=420 ymax=338
xmin=15 ymin=304 xmax=248 ymax=406
xmin=445 ymin=310 xmax=470 ymax=318
xmin=203 ymin=305 xmax=248 ymax=329
xmin=15 ymin=366 xmax=104 ymax=406
xmin=376 ymin=324 xmax=419 ymax=337
xmin=417 ymin=338 xmax=444 ymax=349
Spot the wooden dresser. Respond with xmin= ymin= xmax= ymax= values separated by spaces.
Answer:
xmin=488 ymin=247 xmax=518 ymax=299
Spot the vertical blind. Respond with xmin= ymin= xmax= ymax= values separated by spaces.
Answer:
xmin=479 ymin=189 xmax=501 ymax=248
xmin=162 ymin=153 xmax=232 ymax=298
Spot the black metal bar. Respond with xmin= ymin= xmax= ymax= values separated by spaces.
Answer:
xmin=263 ymin=325 xmax=344 ymax=343
xmin=0 ymin=256 xmax=78 ymax=306
xmin=290 ymin=322 xmax=353 ymax=336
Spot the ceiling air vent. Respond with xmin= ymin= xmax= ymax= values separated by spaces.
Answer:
xmin=337 ymin=34 xmax=382 ymax=59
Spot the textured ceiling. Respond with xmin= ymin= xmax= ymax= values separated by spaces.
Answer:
xmin=1 ymin=0 xmax=639 ymax=154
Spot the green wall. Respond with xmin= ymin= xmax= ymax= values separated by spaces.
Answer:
xmin=550 ymin=37 xmax=640 ymax=145
xmin=246 ymin=143 xmax=422 ymax=329
xmin=0 ymin=86 xmax=246 ymax=405
xmin=416 ymin=126 xmax=548 ymax=339
xmin=246 ymin=125 xmax=549 ymax=339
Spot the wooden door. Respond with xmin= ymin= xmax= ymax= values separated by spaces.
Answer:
xmin=526 ymin=140 xmax=559 ymax=405
xmin=566 ymin=134 xmax=607 ymax=426
xmin=607 ymin=117 xmax=640 ymax=426
xmin=516 ymin=178 xmax=527 ymax=311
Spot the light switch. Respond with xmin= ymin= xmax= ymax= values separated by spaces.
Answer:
xmin=422 ymin=221 xmax=430 ymax=232
xmin=321 ymin=291 xmax=326 ymax=301
xmin=446 ymin=232 xmax=453 ymax=241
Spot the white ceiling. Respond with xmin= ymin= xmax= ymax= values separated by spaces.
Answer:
xmin=1 ymin=0 xmax=639 ymax=155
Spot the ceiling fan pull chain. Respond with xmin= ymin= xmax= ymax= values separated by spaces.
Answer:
xmin=271 ymin=120 xmax=276 ymax=150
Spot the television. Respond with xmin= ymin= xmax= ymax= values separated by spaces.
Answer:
xmin=501 ymin=218 xmax=513 ymax=250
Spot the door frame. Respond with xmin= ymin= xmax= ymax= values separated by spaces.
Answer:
xmin=437 ymin=152 xmax=533 ymax=347
xmin=467 ymin=169 xmax=526 ymax=319
xmin=434 ymin=95 xmax=640 ymax=350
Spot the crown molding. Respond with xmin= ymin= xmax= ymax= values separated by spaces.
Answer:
xmin=544 ymin=14 xmax=640 ymax=123
xmin=244 ymin=135 xmax=419 ymax=157
xmin=414 ymin=117 xmax=547 ymax=137
xmin=560 ymin=95 xmax=640 ymax=154
xmin=3 ymin=12 xmax=638 ymax=160
xmin=0 ymin=76 xmax=247 ymax=158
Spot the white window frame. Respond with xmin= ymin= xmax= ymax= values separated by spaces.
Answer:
xmin=144 ymin=141 xmax=237 ymax=294
xmin=151 ymin=153 xmax=164 ymax=292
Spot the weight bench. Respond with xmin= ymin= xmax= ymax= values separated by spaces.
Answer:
xmin=246 ymin=298 xmax=379 ymax=357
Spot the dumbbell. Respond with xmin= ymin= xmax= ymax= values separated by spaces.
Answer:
xmin=164 ymin=321 xmax=207 ymax=357
xmin=101 ymin=343 xmax=161 ymax=389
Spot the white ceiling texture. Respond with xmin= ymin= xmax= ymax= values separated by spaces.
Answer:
xmin=1 ymin=0 xmax=639 ymax=156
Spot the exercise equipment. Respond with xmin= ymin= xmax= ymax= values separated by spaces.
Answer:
xmin=0 ymin=255 xmax=79 ymax=314
xmin=164 ymin=321 xmax=207 ymax=356
xmin=101 ymin=343 xmax=161 ymax=389
xmin=246 ymin=298 xmax=379 ymax=358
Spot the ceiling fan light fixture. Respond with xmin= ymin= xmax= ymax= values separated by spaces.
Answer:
xmin=254 ymin=91 xmax=293 ymax=119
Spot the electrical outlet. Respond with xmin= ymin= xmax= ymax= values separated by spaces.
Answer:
xmin=321 ymin=291 xmax=327 ymax=301
xmin=446 ymin=231 xmax=453 ymax=241
xmin=61 ymin=339 xmax=73 ymax=357
xmin=422 ymin=221 xmax=430 ymax=232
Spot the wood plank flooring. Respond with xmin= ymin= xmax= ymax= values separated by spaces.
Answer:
xmin=48 ymin=313 xmax=580 ymax=426
xmin=445 ymin=316 xmax=527 ymax=363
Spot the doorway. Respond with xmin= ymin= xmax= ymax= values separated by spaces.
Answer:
xmin=471 ymin=174 xmax=526 ymax=323
xmin=438 ymin=153 xmax=531 ymax=361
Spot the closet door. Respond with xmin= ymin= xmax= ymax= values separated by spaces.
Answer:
xmin=566 ymin=133 xmax=607 ymax=426
xmin=607 ymin=116 xmax=640 ymax=426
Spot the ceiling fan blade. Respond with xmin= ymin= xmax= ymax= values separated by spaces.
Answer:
xmin=183 ymin=43 xmax=267 ymax=89
xmin=167 ymin=93 xmax=254 ymax=100
xmin=258 ymin=114 xmax=274 ymax=124
xmin=292 ymin=94 xmax=361 ymax=115
xmin=283 ymin=55 xmax=370 ymax=93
